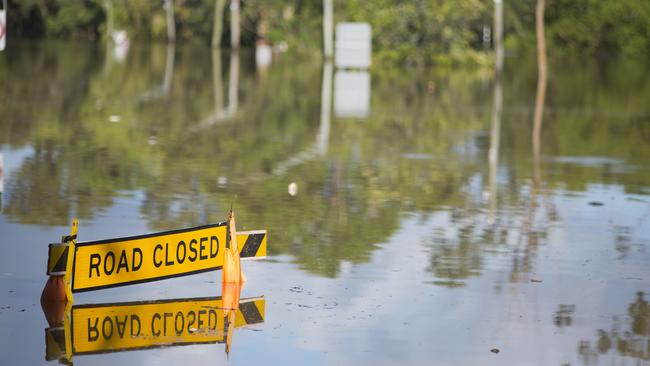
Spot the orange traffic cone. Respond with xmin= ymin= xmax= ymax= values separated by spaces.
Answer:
xmin=222 ymin=209 xmax=246 ymax=284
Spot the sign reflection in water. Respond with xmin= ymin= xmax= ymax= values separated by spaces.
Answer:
xmin=44 ymin=295 xmax=265 ymax=363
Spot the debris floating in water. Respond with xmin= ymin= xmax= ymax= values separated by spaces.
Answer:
xmin=108 ymin=115 xmax=121 ymax=123
xmin=588 ymin=201 xmax=604 ymax=206
xmin=288 ymin=182 xmax=298 ymax=196
xmin=490 ymin=348 xmax=500 ymax=354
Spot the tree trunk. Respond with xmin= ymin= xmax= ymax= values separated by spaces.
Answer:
xmin=230 ymin=0 xmax=240 ymax=50
xmin=212 ymin=0 xmax=226 ymax=48
xmin=165 ymin=0 xmax=176 ymax=43
xmin=323 ymin=0 xmax=333 ymax=58
xmin=493 ymin=0 xmax=503 ymax=73
xmin=105 ymin=0 xmax=114 ymax=41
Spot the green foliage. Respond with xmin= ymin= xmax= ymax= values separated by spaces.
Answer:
xmin=505 ymin=0 xmax=650 ymax=58
xmin=340 ymin=0 xmax=490 ymax=66
xmin=110 ymin=0 xmax=163 ymax=40
xmin=545 ymin=0 xmax=650 ymax=57
xmin=6 ymin=0 xmax=650 ymax=63
xmin=241 ymin=1 xmax=323 ymax=52
xmin=45 ymin=0 xmax=105 ymax=38
xmin=175 ymin=0 xmax=216 ymax=43
xmin=7 ymin=0 xmax=104 ymax=39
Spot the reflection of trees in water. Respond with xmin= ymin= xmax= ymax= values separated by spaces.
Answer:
xmin=578 ymin=292 xmax=650 ymax=363
xmin=426 ymin=58 xmax=553 ymax=287
xmin=1 ymin=42 xmax=650 ymax=278
xmin=511 ymin=0 xmax=549 ymax=285
xmin=0 ymin=43 xmax=493 ymax=277
xmin=4 ymin=142 xmax=133 ymax=226
xmin=427 ymin=1 xmax=555 ymax=288
xmin=613 ymin=205 xmax=650 ymax=260
xmin=425 ymin=177 xmax=555 ymax=287
xmin=0 ymin=43 xmax=102 ymax=147
xmin=0 ymin=45 xmax=316 ymax=223
xmin=427 ymin=215 xmax=486 ymax=287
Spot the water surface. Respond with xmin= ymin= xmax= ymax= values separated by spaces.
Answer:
xmin=0 ymin=42 xmax=649 ymax=365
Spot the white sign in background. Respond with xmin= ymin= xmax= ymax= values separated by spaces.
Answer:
xmin=335 ymin=22 xmax=371 ymax=69
xmin=0 ymin=9 xmax=6 ymax=51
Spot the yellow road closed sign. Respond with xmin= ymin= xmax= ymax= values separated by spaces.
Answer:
xmin=63 ymin=223 xmax=266 ymax=292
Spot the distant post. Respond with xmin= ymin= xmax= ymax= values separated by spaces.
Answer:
xmin=165 ymin=0 xmax=176 ymax=43
xmin=0 ymin=0 xmax=7 ymax=51
xmin=230 ymin=0 xmax=240 ymax=50
xmin=323 ymin=0 xmax=334 ymax=58
xmin=493 ymin=0 xmax=503 ymax=74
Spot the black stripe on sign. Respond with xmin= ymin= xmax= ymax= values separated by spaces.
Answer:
xmin=48 ymin=246 xmax=68 ymax=275
xmin=240 ymin=234 xmax=264 ymax=258
xmin=239 ymin=301 xmax=264 ymax=325
xmin=62 ymin=234 xmax=77 ymax=243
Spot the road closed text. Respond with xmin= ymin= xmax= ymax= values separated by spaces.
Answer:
xmin=87 ymin=236 xmax=219 ymax=278
xmin=72 ymin=225 xmax=227 ymax=291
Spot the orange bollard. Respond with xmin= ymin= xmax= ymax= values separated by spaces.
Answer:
xmin=222 ymin=282 xmax=243 ymax=310
xmin=222 ymin=282 xmax=242 ymax=356
xmin=41 ymin=276 xmax=67 ymax=303
xmin=40 ymin=276 xmax=67 ymax=327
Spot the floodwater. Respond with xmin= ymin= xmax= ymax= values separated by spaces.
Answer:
xmin=0 ymin=41 xmax=649 ymax=365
